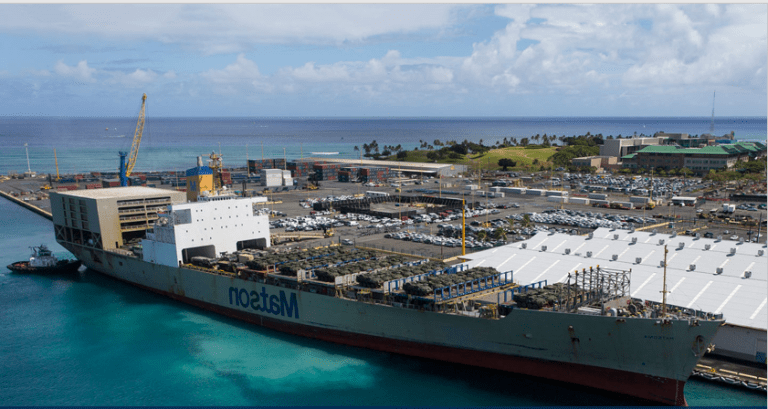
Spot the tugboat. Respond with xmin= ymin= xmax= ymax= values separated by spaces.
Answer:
xmin=7 ymin=244 xmax=81 ymax=274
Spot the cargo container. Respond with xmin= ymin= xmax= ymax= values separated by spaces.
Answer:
xmin=545 ymin=190 xmax=568 ymax=197
xmin=504 ymin=187 xmax=526 ymax=195
xmin=102 ymin=179 xmax=121 ymax=188
xmin=612 ymin=201 xmax=634 ymax=209
xmin=588 ymin=193 xmax=608 ymax=200
xmin=569 ymin=197 xmax=590 ymax=205
xmin=547 ymin=196 xmax=568 ymax=203
xmin=526 ymin=189 xmax=544 ymax=196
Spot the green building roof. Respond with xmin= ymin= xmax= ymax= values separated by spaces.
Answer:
xmin=635 ymin=142 xmax=766 ymax=156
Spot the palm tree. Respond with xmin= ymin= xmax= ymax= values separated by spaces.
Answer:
xmin=477 ymin=231 xmax=487 ymax=242
xmin=493 ymin=227 xmax=507 ymax=241
xmin=521 ymin=214 xmax=532 ymax=228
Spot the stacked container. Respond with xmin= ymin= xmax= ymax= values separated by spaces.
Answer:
xmin=359 ymin=166 xmax=389 ymax=183
xmin=220 ymin=169 xmax=232 ymax=186
xmin=314 ymin=163 xmax=343 ymax=181
xmin=260 ymin=169 xmax=283 ymax=187
xmin=248 ymin=159 xmax=275 ymax=175
xmin=340 ymin=166 xmax=360 ymax=182
xmin=273 ymin=158 xmax=286 ymax=170
xmin=282 ymin=170 xmax=292 ymax=186
xmin=287 ymin=159 xmax=316 ymax=178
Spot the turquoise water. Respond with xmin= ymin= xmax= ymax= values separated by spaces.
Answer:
xmin=0 ymin=196 xmax=765 ymax=406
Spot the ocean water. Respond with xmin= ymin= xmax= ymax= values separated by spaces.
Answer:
xmin=1 ymin=194 xmax=766 ymax=405
xmin=0 ymin=116 xmax=765 ymax=176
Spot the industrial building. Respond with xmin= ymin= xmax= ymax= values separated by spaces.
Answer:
xmin=599 ymin=137 xmax=666 ymax=158
xmin=460 ymin=227 xmax=767 ymax=364
xmin=306 ymin=157 xmax=467 ymax=178
xmin=622 ymin=142 xmax=767 ymax=173
xmin=570 ymin=156 xmax=619 ymax=170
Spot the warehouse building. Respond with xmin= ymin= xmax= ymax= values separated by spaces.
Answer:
xmin=460 ymin=227 xmax=767 ymax=364
xmin=622 ymin=142 xmax=766 ymax=174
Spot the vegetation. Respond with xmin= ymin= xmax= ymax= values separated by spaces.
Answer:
xmin=498 ymin=158 xmax=516 ymax=171
xmin=549 ymin=145 xmax=600 ymax=167
xmin=380 ymin=132 xmax=764 ymax=183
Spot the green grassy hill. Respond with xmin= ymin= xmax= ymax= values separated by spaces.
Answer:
xmin=386 ymin=146 xmax=559 ymax=171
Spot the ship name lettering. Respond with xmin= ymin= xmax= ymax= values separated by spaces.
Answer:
xmin=229 ymin=286 xmax=299 ymax=318
xmin=643 ymin=335 xmax=674 ymax=340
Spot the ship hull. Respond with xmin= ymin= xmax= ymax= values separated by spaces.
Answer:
xmin=68 ymin=246 xmax=721 ymax=406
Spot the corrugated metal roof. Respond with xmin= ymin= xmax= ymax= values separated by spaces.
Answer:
xmin=461 ymin=227 xmax=767 ymax=329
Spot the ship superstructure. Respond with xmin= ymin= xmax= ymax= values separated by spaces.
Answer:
xmin=49 ymin=186 xmax=723 ymax=406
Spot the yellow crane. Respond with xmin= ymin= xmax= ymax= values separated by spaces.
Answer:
xmin=119 ymin=93 xmax=147 ymax=186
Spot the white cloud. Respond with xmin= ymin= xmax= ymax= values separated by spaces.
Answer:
xmin=622 ymin=4 xmax=767 ymax=89
xmin=53 ymin=60 xmax=96 ymax=83
xmin=200 ymin=53 xmax=272 ymax=94
xmin=0 ymin=4 xmax=464 ymax=53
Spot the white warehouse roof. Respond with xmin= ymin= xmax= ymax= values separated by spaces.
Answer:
xmin=461 ymin=227 xmax=767 ymax=330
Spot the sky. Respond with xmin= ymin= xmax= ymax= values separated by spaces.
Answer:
xmin=0 ymin=3 xmax=766 ymax=118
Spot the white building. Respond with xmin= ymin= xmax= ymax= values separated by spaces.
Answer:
xmin=461 ymin=227 xmax=767 ymax=364
xmin=141 ymin=195 xmax=271 ymax=267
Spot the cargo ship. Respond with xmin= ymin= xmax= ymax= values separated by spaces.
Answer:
xmin=48 ymin=181 xmax=722 ymax=406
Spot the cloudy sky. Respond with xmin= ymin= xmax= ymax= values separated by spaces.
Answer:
xmin=1 ymin=3 xmax=766 ymax=117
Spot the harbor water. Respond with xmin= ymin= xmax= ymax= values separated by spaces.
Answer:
xmin=1 ymin=116 xmax=766 ymax=405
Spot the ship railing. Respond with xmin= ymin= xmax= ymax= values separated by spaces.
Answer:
xmin=433 ymin=271 xmax=513 ymax=302
xmin=638 ymin=299 xmax=724 ymax=320
xmin=497 ymin=280 xmax=548 ymax=304
xmin=120 ymin=214 xmax=159 ymax=222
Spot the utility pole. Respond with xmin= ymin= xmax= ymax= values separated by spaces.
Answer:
xmin=661 ymin=245 xmax=669 ymax=317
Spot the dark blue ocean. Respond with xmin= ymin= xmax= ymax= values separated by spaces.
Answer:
xmin=1 ymin=117 xmax=766 ymax=405
xmin=0 ymin=116 xmax=765 ymax=176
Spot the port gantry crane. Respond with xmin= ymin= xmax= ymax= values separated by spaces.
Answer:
xmin=119 ymin=93 xmax=147 ymax=186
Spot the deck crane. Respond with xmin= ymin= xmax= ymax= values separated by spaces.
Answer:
xmin=119 ymin=93 xmax=147 ymax=186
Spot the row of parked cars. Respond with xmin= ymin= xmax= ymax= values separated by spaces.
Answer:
xmin=567 ymin=173 xmax=707 ymax=197
xmin=506 ymin=209 xmax=655 ymax=230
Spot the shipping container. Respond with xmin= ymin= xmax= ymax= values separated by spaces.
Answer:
xmin=547 ymin=196 xmax=569 ymax=203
